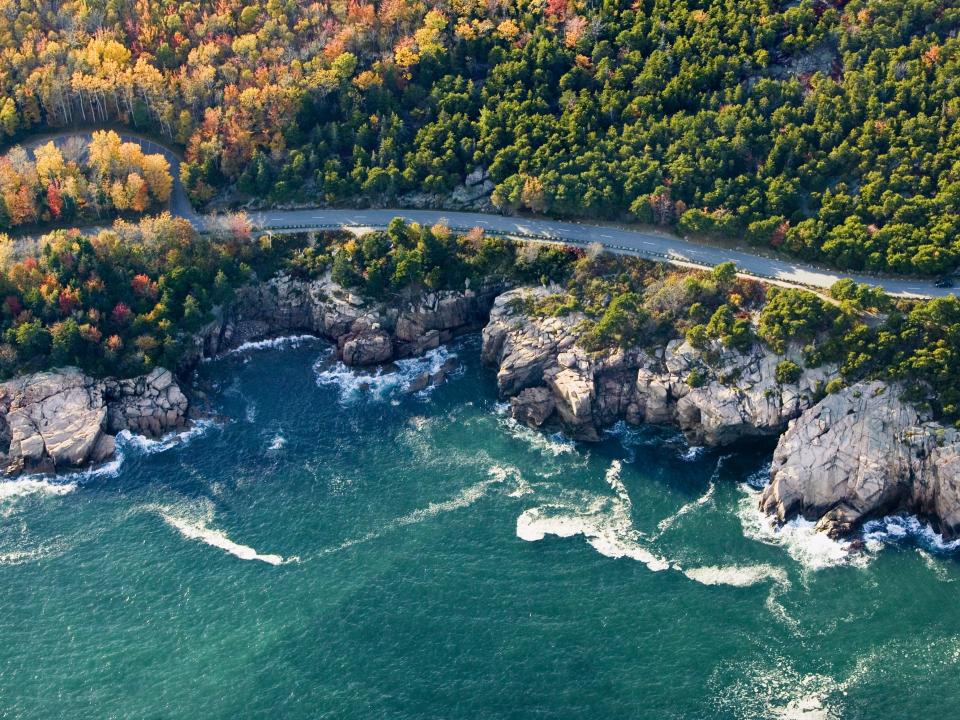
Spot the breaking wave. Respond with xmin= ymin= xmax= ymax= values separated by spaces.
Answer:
xmin=116 ymin=420 xmax=217 ymax=456
xmin=314 ymin=346 xmax=458 ymax=401
xmin=861 ymin=515 xmax=960 ymax=554
xmin=736 ymin=485 xmax=868 ymax=571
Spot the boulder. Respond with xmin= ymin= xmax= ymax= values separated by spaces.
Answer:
xmin=0 ymin=367 xmax=189 ymax=476
xmin=760 ymin=381 xmax=960 ymax=538
xmin=340 ymin=329 xmax=393 ymax=366
xmin=510 ymin=387 xmax=556 ymax=427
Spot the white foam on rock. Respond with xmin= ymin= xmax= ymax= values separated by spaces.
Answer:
xmin=737 ymin=485 xmax=868 ymax=571
xmin=314 ymin=346 xmax=458 ymax=402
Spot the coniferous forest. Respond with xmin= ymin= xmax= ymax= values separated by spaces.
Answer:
xmin=0 ymin=0 xmax=957 ymax=274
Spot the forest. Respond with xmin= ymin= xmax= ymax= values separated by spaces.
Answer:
xmin=0 ymin=0 xmax=957 ymax=275
xmin=2 ymin=212 xmax=960 ymax=426
xmin=0 ymin=131 xmax=173 ymax=230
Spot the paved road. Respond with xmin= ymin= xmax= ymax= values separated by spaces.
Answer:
xmin=7 ymin=130 xmax=952 ymax=298
xmin=249 ymin=208 xmax=951 ymax=299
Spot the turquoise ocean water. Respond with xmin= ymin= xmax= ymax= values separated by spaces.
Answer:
xmin=3 ymin=336 xmax=960 ymax=719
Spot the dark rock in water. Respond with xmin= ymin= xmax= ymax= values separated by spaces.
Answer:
xmin=406 ymin=372 xmax=431 ymax=394
xmin=340 ymin=329 xmax=393 ymax=367
xmin=511 ymin=387 xmax=556 ymax=428
xmin=429 ymin=370 xmax=446 ymax=387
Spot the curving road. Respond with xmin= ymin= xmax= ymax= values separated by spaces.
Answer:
xmin=249 ymin=208 xmax=952 ymax=299
xmin=7 ymin=130 xmax=953 ymax=298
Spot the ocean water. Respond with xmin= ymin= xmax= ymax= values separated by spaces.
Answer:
xmin=3 ymin=336 xmax=960 ymax=719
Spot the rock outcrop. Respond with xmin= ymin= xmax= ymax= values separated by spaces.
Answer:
xmin=760 ymin=381 xmax=960 ymax=539
xmin=190 ymin=273 xmax=502 ymax=368
xmin=0 ymin=367 xmax=188 ymax=476
xmin=482 ymin=287 xmax=832 ymax=444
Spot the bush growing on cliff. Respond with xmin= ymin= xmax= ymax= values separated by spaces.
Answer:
xmin=757 ymin=288 xmax=844 ymax=355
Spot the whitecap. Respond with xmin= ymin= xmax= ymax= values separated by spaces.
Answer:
xmin=682 ymin=563 xmax=787 ymax=588
xmin=737 ymin=485 xmax=868 ymax=571
xmin=314 ymin=346 xmax=458 ymax=402
xmin=267 ymin=433 xmax=287 ymax=451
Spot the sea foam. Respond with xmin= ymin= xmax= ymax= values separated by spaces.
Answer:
xmin=682 ymin=564 xmax=787 ymax=588
xmin=516 ymin=460 xmax=671 ymax=572
xmin=314 ymin=346 xmax=458 ymax=402
xmin=737 ymin=485 xmax=867 ymax=571
xmin=152 ymin=499 xmax=291 ymax=566
xmin=160 ymin=512 xmax=285 ymax=566
xmin=222 ymin=334 xmax=318 ymax=356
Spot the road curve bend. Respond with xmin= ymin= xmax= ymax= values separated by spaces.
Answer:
xmin=5 ymin=130 xmax=952 ymax=299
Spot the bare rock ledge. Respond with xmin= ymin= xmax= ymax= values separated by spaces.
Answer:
xmin=0 ymin=367 xmax=188 ymax=476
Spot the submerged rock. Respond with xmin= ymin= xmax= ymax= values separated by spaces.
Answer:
xmin=0 ymin=367 xmax=188 ymax=476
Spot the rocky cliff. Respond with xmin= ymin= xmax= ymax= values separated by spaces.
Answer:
xmin=189 ymin=273 xmax=502 ymax=368
xmin=0 ymin=367 xmax=188 ymax=476
xmin=481 ymin=287 xmax=833 ymax=444
xmin=482 ymin=286 xmax=960 ymax=540
xmin=760 ymin=381 xmax=960 ymax=539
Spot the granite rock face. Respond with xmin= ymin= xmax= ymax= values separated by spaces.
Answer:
xmin=0 ymin=367 xmax=188 ymax=476
xmin=481 ymin=288 xmax=960 ymax=538
xmin=760 ymin=381 xmax=960 ymax=538
xmin=481 ymin=287 xmax=832 ymax=445
xmin=191 ymin=273 xmax=502 ymax=368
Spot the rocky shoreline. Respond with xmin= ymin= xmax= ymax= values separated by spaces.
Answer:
xmin=5 ymin=275 xmax=959 ymax=544
xmin=481 ymin=286 xmax=960 ymax=541
xmin=0 ymin=367 xmax=188 ymax=476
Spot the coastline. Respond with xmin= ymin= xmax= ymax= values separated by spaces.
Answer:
xmin=4 ymin=271 xmax=959 ymax=548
